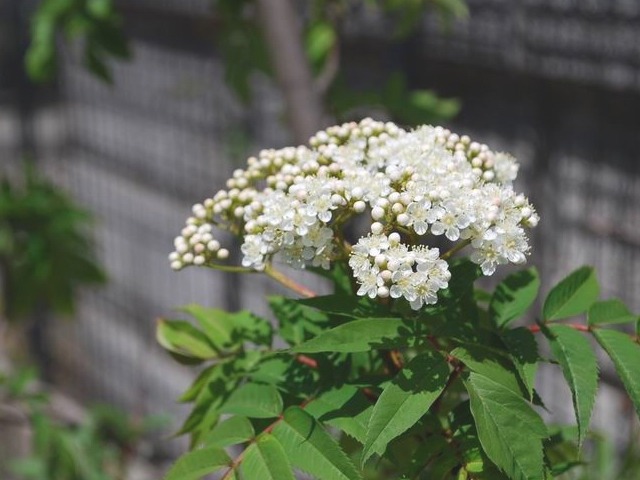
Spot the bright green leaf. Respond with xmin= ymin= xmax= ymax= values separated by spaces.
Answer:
xmin=593 ymin=329 xmax=640 ymax=420
xmin=305 ymin=21 xmax=336 ymax=64
xmin=465 ymin=373 xmax=547 ymax=480
xmin=272 ymin=407 xmax=362 ymax=480
xmin=490 ymin=268 xmax=540 ymax=327
xmin=202 ymin=416 xmax=255 ymax=448
xmin=156 ymin=319 xmax=218 ymax=360
xmin=587 ymin=299 xmax=638 ymax=326
xmin=241 ymin=434 xmax=295 ymax=480
xmin=362 ymin=351 xmax=449 ymax=464
xmin=164 ymin=447 xmax=230 ymax=480
xmin=298 ymin=294 xmax=390 ymax=318
xmin=543 ymin=267 xmax=599 ymax=321
xmin=220 ymin=383 xmax=283 ymax=418
xmin=293 ymin=318 xmax=411 ymax=353
xmin=545 ymin=325 xmax=598 ymax=447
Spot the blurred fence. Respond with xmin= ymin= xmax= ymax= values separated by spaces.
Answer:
xmin=1 ymin=0 xmax=639 ymax=458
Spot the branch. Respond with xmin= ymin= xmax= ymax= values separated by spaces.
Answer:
xmin=264 ymin=265 xmax=317 ymax=298
xmin=255 ymin=0 xmax=326 ymax=144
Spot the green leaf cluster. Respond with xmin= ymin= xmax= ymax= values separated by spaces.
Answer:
xmin=26 ymin=0 xmax=131 ymax=83
xmin=0 ymin=165 xmax=105 ymax=321
xmin=160 ymin=261 xmax=640 ymax=479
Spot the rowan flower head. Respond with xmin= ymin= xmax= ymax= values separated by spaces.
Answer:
xmin=170 ymin=118 xmax=538 ymax=310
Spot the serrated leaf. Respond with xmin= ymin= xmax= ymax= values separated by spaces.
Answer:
xmin=501 ymin=327 xmax=539 ymax=399
xmin=202 ymin=416 xmax=255 ymax=448
xmin=268 ymin=295 xmax=330 ymax=346
xmin=272 ymin=407 xmax=362 ymax=480
xmin=545 ymin=324 xmax=598 ymax=447
xmin=305 ymin=386 xmax=373 ymax=443
xmin=587 ymin=299 xmax=638 ymax=326
xmin=490 ymin=268 xmax=540 ymax=327
xmin=451 ymin=344 xmax=523 ymax=396
xmin=164 ymin=447 xmax=230 ymax=480
xmin=179 ymin=365 xmax=218 ymax=403
xmin=241 ymin=434 xmax=295 ymax=480
xmin=465 ymin=372 xmax=547 ymax=480
xmin=156 ymin=319 xmax=218 ymax=360
xmin=220 ymin=383 xmax=283 ymax=418
xmin=593 ymin=329 xmax=640 ymax=420
xmin=293 ymin=318 xmax=411 ymax=353
xmin=362 ymin=351 xmax=449 ymax=464
xmin=543 ymin=267 xmax=599 ymax=321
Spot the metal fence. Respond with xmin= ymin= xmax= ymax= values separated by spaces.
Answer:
xmin=2 ymin=0 xmax=639 ymax=460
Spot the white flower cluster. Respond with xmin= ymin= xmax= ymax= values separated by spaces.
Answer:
xmin=170 ymin=118 xmax=538 ymax=310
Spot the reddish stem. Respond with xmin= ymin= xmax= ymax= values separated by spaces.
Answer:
xmin=295 ymin=354 xmax=319 ymax=369
xmin=528 ymin=323 xmax=590 ymax=334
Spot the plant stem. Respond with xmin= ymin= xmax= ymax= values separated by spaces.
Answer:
xmin=528 ymin=323 xmax=590 ymax=334
xmin=206 ymin=264 xmax=257 ymax=274
xmin=264 ymin=265 xmax=317 ymax=298
xmin=441 ymin=239 xmax=472 ymax=260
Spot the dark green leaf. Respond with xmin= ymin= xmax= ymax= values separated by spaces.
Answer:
xmin=593 ymin=329 xmax=640 ymax=420
xmin=465 ymin=373 xmax=547 ymax=480
xmin=501 ymin=327 xmax=539 ymax=399
xmin=202 ymin=416 xmax=255 ymax=448
xmin=164 ymin=447 xmax=230 ymax=480
xmin=545 ymin=324 xmax=598 ymax=447
xmin=298 ymin=294 xmax=390 ymax=318
xmin=362 ymin=350 xmax=449 ymax=464
xmin=269 ymin=295 xmax=330 ymax=346
xmin=305 ymin=385 xmax=373 ymax=444
xmin=220 ymin=383 xmax=283 ymax=418
xmin=543 ymin=267 xmax=599 ymax=321
xmin=587 ymin=299 xmax=638 ymax=326
xmin=490 ymin=268 xmax=540 ymax=327
xmin=272 ymin=407 xmax=362 ymax=480
xmin=293 ymin=318 xmax=412 ymax=353
xmin=451 ymin=344 xmax=523 ymax=396
xmin=241 ymin=434 xmax=295 ymax=480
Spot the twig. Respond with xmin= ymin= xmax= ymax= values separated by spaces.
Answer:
xmin=264 ymin=265 xmax=317 ymax=298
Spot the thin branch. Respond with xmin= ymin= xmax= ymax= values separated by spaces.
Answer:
xmin=264 ymin=265 xmax=317 ymax=298
xmin=441 ymin=239 xmax=472 ymax=260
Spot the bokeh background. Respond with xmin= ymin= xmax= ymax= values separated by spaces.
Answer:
xmin=1 ymin=0 xmax=640 ymax=477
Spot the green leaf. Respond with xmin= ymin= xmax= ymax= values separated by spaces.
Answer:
xmin=305 ymin=385 xmax=373 ymax=444
xmin=220 ymin=383 xmax=283 ymax=418
xmin=241 ymin=434 xmax=295 ymax=480
xmin=451 ymin=344 xmax=523 ymax=396
xmin=593 ymin=329 xmax=640 ymax=420
xmin=272 ymin=407 xmax=362 ymax=480
xmin=545 ymin=324 xmax=598 ymax=447
xmin=490 ymin=268 xmax=540 ymax=327
xmin=164 ymin=447 xmax=230 ymax=480
xmin=543 ymin=267 xmax=599 ymax=321
xmin=362 ymin=350 xmax=449 ymax=464
xmin=298 ymin=294 xmax=390 ymax=318
xmin=587 ymin=299 xmax=638 ymax=326
xmin=501 ymin=327 xmax=539 ymax=399
xmin=202 ymin=416 xmax=255 ymax=448
xmin=465 ymin=373 xmax=547 ymax=480
xmin=293 ymin=318 xmax=411 ymax=353
xmin=156 ymin=319 xmax=218 ymax=360
xmin=305 ymin=21 xmax=336 ymax=65
xmin=268 ymin=295 xmax=330 ymax=346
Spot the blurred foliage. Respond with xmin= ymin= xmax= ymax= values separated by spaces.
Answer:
xmin=546 ymin=425 xmax=640 ymax=480
xmin=0 ymin=164 xmax=105 ymax=322
xmin=214 ymin=0 xmax=466 ymax=124
xmin=26 ymin=0 xmax=130 ymax=83
xmin=1 ymin=367 xmax=168 ymax=480
xmin=26 ymin=0 xmax=465 ymax=125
